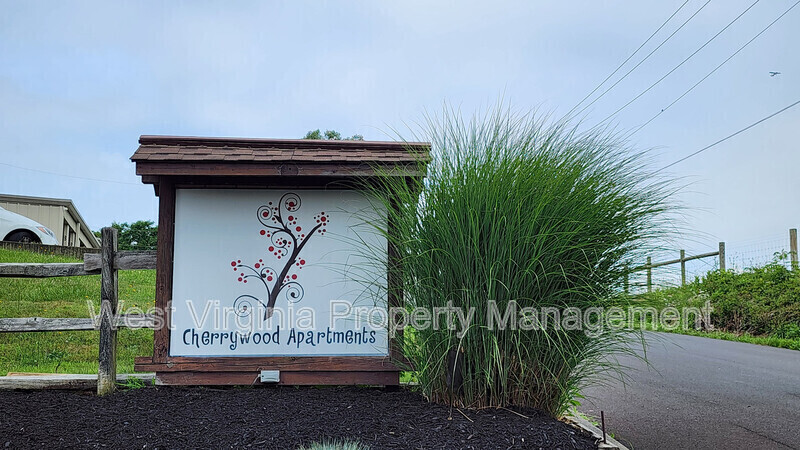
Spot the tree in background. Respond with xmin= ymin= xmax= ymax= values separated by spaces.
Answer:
xmin=303 ymin=129 xmax=364 ymax=141
xmin=94 ymin=221 xmax=158 ymax=250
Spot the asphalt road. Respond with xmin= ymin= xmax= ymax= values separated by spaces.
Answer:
xmin=578 ymin=332 xmax=800 ymax=450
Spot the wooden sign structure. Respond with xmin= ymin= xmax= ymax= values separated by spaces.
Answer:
xmin=131 ymin=135 xmax=429 ymax=386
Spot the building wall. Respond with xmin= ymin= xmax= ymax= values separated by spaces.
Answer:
xmin=0 ymin=201 xmax=65 ymax=241
xmin=0 ymin=200 xmax=98 ymax=248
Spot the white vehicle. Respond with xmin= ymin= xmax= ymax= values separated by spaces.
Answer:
xmin=0 ymin=206 xmax=59 ymax=245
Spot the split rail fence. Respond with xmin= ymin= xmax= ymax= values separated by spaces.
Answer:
xmin=2 ymin=227 xmax=798 ymax=389
xmin=629 ymin=228 xmax=799 ymax=292
xmin=628 ymin=242 xmax=726 ymax=293
xmin=0 ymin=227 xmax=156 ymax=394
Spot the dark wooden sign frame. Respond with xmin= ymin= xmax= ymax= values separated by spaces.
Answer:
xmin=131 ymin=135 xmax=429 ymax=386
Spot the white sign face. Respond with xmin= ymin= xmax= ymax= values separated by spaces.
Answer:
xmin=170 ymin=189 xmax=388 ymax=357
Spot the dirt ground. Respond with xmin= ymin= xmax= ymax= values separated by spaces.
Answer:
xmin=0 ymin=386 xmax=597 ymax=449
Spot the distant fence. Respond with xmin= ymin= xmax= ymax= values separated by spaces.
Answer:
xmin=0 ymin=240 xmax=99 ymax=259
xmin=628 ymin=242 xmax=726 ymax=293
xmin=727 ymin=228 xmax=799 ymax=271
xmin=0 ymin=228 xmax=156 ymax=394
xmin=629 ymin=228 xmax=799 ymax=293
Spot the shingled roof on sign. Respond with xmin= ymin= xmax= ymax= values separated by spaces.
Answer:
xmin=132 ymin=135 xmax=430 ymax=164
xmin=131 ymin=135 xmax=430 ymax=185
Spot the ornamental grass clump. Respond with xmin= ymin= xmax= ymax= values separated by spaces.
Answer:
xmin=376 ymin=106 xmax=674 ymax=417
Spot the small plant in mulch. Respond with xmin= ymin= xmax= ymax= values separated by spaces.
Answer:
xmin=366 ymin=103 xmax=675 ymax=418
xmin=299 ymin=440 xmax=368 ymax=450
xmin=117 ymin=377 xmax=149 ymax=390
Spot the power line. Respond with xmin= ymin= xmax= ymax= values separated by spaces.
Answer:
xmin=594 ymin=0 xmax=761 ymax=127
xmin=0 ymin=161 xmax=142 ymax=186
xmin=571 ymin=0 xmax=712 ymax=118
xmin=565 ymin=0 xmax=691 ymax=117
xmin=657 ymin=98 xmax=800 ymax=172
xmin=627 ymin=0 xmax=800 ymax=137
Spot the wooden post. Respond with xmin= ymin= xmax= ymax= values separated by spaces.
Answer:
xmin=646 ymin=256 xmax=652 ymax=293
xmin=790 ymin=228 xmax=798 ymax=271
xmin=680 ymin=249 xmax=686 ymax=286
xmin=718 ymin=242 xmax=726 ymax=271
xmin=154 ymin=179 xmax=176 ymax=363
xmin=97 ymin=227 xmax=118 ymax=396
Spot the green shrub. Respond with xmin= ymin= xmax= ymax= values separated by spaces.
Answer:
xmin=775 ymin=322 xmax=800 ymax=340
xmin=645 ymin=255 xmax=800 ymax=338
xmin=370 ymin=105 xmax=674 ymax=417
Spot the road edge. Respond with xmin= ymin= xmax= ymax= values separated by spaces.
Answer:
xmin=564 ymin=413 xmax=629 ymax=450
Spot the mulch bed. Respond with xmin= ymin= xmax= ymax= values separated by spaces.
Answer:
xmin=0 ymin=386 xmax=597 ymax=449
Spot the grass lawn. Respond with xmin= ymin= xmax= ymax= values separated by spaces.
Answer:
xmin=0 ymin=248 xmax=155 ymax=374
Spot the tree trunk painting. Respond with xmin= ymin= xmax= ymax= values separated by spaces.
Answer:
xmin=230 ymin=193 xmax=329 ymax=319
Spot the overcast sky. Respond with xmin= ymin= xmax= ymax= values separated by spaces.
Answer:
xmin=1 ymin=1 xmax=797 ymax=270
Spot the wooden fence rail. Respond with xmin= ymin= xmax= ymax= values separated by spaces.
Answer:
xmin=0 ymin=315 xmax=154 ymax=332
xmin=0 ymin=263 xmax=96 ymax=278
xmin=630 ymin=228 xmax=799 ymax=293
xmin=0 ymin=227 xmax=156 ymax=395
xmin=628 ymin=242 xmax=726 ymax=293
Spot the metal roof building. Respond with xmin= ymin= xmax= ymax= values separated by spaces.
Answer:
xmin=0 ymin=193 xmax=100 ymax=248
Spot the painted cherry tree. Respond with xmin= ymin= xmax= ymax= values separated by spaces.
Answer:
xmin=230 ymin=192 xmax=329 ymax=319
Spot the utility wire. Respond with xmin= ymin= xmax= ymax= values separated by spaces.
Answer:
xmin=627 ymin=0 xmax=800 ymax=138
xmin=565 ymin=0 xmax=691 ymax=117
xmin=657 ymin=99 xmax=800 ymax=172
xmin=571 ymin=0 xmax=712 ymax=118
xmin=0 ymin=161 xmax=141 ymax=186
xmin=595 ymin=0 xmax=761 ymax=127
